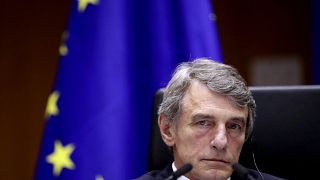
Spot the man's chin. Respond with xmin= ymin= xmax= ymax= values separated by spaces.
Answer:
xmin=190 ymin=168 xmax=231 ymax=180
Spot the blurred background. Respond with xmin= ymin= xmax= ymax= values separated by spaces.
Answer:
xmin=0 ymin=0 xmax=318 ymax=179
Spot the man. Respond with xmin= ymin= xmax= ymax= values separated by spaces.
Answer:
xmin=137 ymin=58 xmax=283 ymax=180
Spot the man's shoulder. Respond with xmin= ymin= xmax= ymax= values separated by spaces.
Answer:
xmin=231 ymin=169 xmax=285 ymax=180
xmin=134 ymin=165 xmax=172 ymax=180
xmin=246 ymin=169 xmax=286 ymax=180
xmin=135 ymin=166 xmax=286 ymax=180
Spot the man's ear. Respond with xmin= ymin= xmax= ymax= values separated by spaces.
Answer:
xmin=158 ymin=114 xmax=175 ymax=147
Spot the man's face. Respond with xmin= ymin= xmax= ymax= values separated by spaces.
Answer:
xmin=169 ymin=80 xmax=248 ymax=180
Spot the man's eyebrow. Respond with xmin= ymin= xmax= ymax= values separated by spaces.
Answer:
xmin=191 ymin=113 xmax=215 ymax=121
xmin=191 ymin=113 xmax=247 ymax=125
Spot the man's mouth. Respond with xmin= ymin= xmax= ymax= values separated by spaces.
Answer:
xmin=201 ymin=158 xmax=230 ymax=165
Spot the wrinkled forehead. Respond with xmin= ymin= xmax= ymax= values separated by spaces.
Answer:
xmin=180 ymin=80 xmax=249 ymax=121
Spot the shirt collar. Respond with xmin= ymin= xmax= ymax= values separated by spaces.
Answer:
xmin=172 ymin=162 xmax=190 ymax=180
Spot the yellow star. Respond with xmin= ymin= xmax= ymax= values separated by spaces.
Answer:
xmin=59 ymin=31 xmax=69 ymax=56
xmin=59 ymin=45 xmax=68 ymax=56
xmin=45 ymin=91 xmax=60 ymax=118
xmin=46 ymin=140 xmax=75 ymax=176
xmin=78 ymin=0 xmax=99 ymax=12
xmin=95 ymin=175 xmax=104 ymax=180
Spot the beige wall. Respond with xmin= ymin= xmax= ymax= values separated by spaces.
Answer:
xmin=213 ymin=0 xmax=311 ymax=85
xmin=0 ymin=0 xmax=71 ymax=179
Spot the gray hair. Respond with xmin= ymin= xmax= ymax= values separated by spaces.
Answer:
xmin=158 ymin=58 xmax=256 ymax=138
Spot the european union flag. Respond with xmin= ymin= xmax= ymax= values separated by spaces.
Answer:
xmin=35 ymin=0 xmax=222 ymax=179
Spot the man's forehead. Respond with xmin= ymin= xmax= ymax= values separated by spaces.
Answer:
xmin=180 ymin=80 xmax=249 ymax=121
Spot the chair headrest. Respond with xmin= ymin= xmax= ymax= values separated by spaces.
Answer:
xmin=148 ymin=86 xmax=320 ymax=179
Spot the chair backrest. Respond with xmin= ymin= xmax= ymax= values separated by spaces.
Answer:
xmin=148 ymin=85 xmax=320 ymax=179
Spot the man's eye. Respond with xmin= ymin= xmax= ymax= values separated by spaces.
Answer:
xmin=196 ymin=120 xmax=210 ymax=126
xmin=227 ymin=123 xmax=241 ymax=130
xmin=227 ymin=123 xmax=244 ymax=137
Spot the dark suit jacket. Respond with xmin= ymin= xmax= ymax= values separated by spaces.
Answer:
xmin=135 ymin=164 xmax=285 ymax=180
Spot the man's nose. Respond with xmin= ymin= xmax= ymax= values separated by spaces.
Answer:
xmin=210 ymin=126 xmax=227 ymax=150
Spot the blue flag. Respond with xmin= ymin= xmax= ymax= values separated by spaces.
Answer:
xmin=35 ymin=0 xmax=222 ymax=179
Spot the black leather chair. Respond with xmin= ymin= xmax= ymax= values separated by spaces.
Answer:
xmin=148 ymin=85 xmax=320 ymax=180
